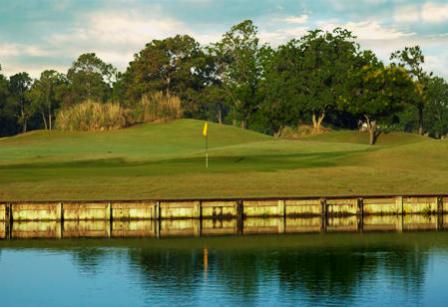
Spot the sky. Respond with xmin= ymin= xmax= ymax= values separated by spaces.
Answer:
xmin=0 ymin=0 xmax=447 ymax=78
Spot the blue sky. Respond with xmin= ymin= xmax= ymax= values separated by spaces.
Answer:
xmin=0 ymin=0 xmax=447 ymax=78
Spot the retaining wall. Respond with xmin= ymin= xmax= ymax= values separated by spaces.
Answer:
xmin=0 ymin=195 xmax=447 ymax=222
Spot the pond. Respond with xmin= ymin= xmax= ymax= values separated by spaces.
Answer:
xmin=1 ymin=231 xmax=448 ymax=306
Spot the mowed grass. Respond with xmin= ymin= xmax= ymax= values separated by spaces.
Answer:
xmin=1 ymin=118 xmax=447 ymax=201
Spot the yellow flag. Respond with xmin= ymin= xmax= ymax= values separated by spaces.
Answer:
xmin=202 ymin=122 xmax=208 ymax=137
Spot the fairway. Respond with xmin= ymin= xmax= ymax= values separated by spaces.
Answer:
xmin=0 ymin=119 xmax=447 ymax=201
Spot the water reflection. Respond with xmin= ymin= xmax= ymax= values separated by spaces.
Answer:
xmin=1 ymin=232 xmax=448 ymax=305
xmin=1 ymin=215 xmax=447 ymax=239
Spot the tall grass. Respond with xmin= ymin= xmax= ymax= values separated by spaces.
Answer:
xmin=133 ymin=92 xmax=183 ymax=123
xmin=56 ymin=92 xmax=183 ymax=131
xmin=56 ymin=100 xmax=126 ymax=131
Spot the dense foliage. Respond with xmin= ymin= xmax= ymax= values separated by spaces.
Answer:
xmin=0 ymin=20 xmax=447 ymax=144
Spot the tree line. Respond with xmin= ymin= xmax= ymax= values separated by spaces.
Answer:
xmin=0 ymin=20 xmax=447 ymax=144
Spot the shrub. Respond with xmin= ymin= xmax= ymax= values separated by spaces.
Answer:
xmin=56 ymin=100 xmax=126 ymax=131
xmin=133 ymin=92 xmax=183 ymax=123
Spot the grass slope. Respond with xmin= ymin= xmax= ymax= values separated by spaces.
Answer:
xmin=0 ymin=119 xmax=447 ymax=200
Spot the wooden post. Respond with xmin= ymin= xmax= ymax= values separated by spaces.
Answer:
xmin=357 ymin=198 xmax=364 ymax=232
xmin=437 ymin=196 xmax=444 ymax=230
xmin=60 ymin=202 xmax=64 ymax=222
xmin=396 ymin=214 xmax=404 ymax=232
xmin=5 ymin=203 xmax=11 ymax=240
xmin=278 ymin=200 xmax=286 ymax=234
xmin=155 ymin=201 xmax=161 ymax=238
xmin=237 ymin=200 xmax=244 ymax=235
xmin=109 ymin=202 xmax=113 ymax=236
xmin=321 ymin=198 xmax=327 ymax=232
xmin=60 ymin=202 xmax=65 ymax=239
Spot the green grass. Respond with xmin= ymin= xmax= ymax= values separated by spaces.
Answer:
xmin=1 ymin=118 xmax=447 ymax=201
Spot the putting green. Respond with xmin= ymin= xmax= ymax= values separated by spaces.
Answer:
xmin=0 ymin=119 xmax=446 ymax=201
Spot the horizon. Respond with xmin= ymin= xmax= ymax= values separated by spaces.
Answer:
xmin=0 ymin=0 xmax=447 ymax=79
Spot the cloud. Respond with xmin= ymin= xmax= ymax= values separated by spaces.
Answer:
xmin=319 ymin=20 xmax=414 ymax=40
xmin=394 ymin=2 xmax=448 ymax=24
xmin=0 ymin=60 xmax=67 ymax=77
xmin=284 ymin=14 xmax=309 ymax=24
xmin=259 ymin=27 xmax=308 ymax=45
xmin=422 ymin=2 xmax=448 ymax=23
xmin=0 ymin=43 xmax=51 ymax=57
xmin=1 ymin=1 xmax=447 ymax=80
xmin=45 ymin=9 xmax=221 ymax=71
xmin=394 ymin=5 xmax=420 ymax=23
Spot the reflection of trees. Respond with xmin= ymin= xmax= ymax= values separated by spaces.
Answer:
xmin=276 ymin=248 xmax=378 ymax=303
xmin=210 ymin=251 xmax=276 ymax=302
xmin=205 ymin=245 xmax=429 ymax=304
xmin=380 ymin=249 xmax=427 ymax=294
xmin=127 ymin=248 xmax=201 ymax=296
xmin=65 ymin=237 xmax=430 ymax=304
xmin=71 ymin=248 xmax=108 ymax=275
xmin=275 ymin=246 xmax=428 ymax=304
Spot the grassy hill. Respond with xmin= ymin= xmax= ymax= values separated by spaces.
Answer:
xmin=0 ymin=119 xmax=447 ymax=201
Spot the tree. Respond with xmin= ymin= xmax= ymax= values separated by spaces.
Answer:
xmin=424 ymin=76 xmax=448 ymax=138
xmin=0 ymin=65 xmax=18 ymax=136
xmin=211 ymin=20 xmax=264 ymax=129
xmin=344 ymin=64 xmax=415 ymax=145
xmin=9 ymin=72 xmax=32 ymax=132
xmin=261 ymin=41 xmax=305 ymax=134
xmin=121 ymin=35 xmax=209 ymax=115
xmin=262 ymin=28 xmax=361 ymax=134
xmin=28 ymin=70 xmax=67 ymax=130
xmin=298 ymin=28 xmax=360 ymax=133
xmin=390 ymin=46 xmax=428 ymax=135
xmin=197 ymin=84 xmax=230 ymax=124
xmin=67 ymin=53 xmax=116 ymax=105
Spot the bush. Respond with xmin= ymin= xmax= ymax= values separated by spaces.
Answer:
xmin=56 ymin=100 xmax=126 ymax=131
xmin=133 ymin=92 xmax=183 ymax=123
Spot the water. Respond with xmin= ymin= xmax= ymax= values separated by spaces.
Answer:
xmin=1 ymin=232 xmax=448 ymax=306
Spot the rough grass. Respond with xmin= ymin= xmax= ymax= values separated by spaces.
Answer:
xmin=0 ymin=119 xmax=447 ymax=201
xmin=56 ymin=100 xmax=126 ymax=131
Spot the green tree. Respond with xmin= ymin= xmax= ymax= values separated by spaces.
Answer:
xmin=9 ymin=72 xmax=32 ymax=132
xmin=344 ymin=64 xmax=415 ymax=145
xmin=299 ymin=28 xmax=360 ymax=132
xmin=28 ymin=70 xmax=67 ymax=130
xmin=261 ymin=41 xmax=304 ymax=134
xmin=211 ymin=20 xmax=264 ymax=129
xmin=0 ymin=65 xmax=18 ymax=136
xmin=67 ymin=53 xmax=116 ymax=105
xmin=262 ymin=28 xmax=361 ymax=134
xmin=390 ymin=46 xmax=428 ymax=135
xmin=121 ymin=35 xmax=209 ymax=116
xmin=424 ymin=76 xmax=448 ymax=138
xmin=197 ymin=84 xmax=230 ymax=124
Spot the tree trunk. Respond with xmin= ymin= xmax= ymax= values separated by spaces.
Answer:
xmin=42 ymin=112 xmax=48 ymax=130
xmin=274 ymin=126 xmax=284 ymax=138
xmin=312 ymin=112 xmax=325 ymax=133
xmin=241 ymin=120 xmax=246 ymax=129
xmin=21 ymin=108 xmax=28 ymax=133
xmin=365 ymin=116 xmax=379 ymax=145
xmin=217 ymin=108 xmax=222 ymax=124
xmin=49 ymin=114 xmax=52 ymax=131
xmin=418 ymin=106 xmax=424 ymax=135
xmin=368 ymin=126 xmax=376 ymax=145
xmin=166 ymin=77 xmax=171 ymax=96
